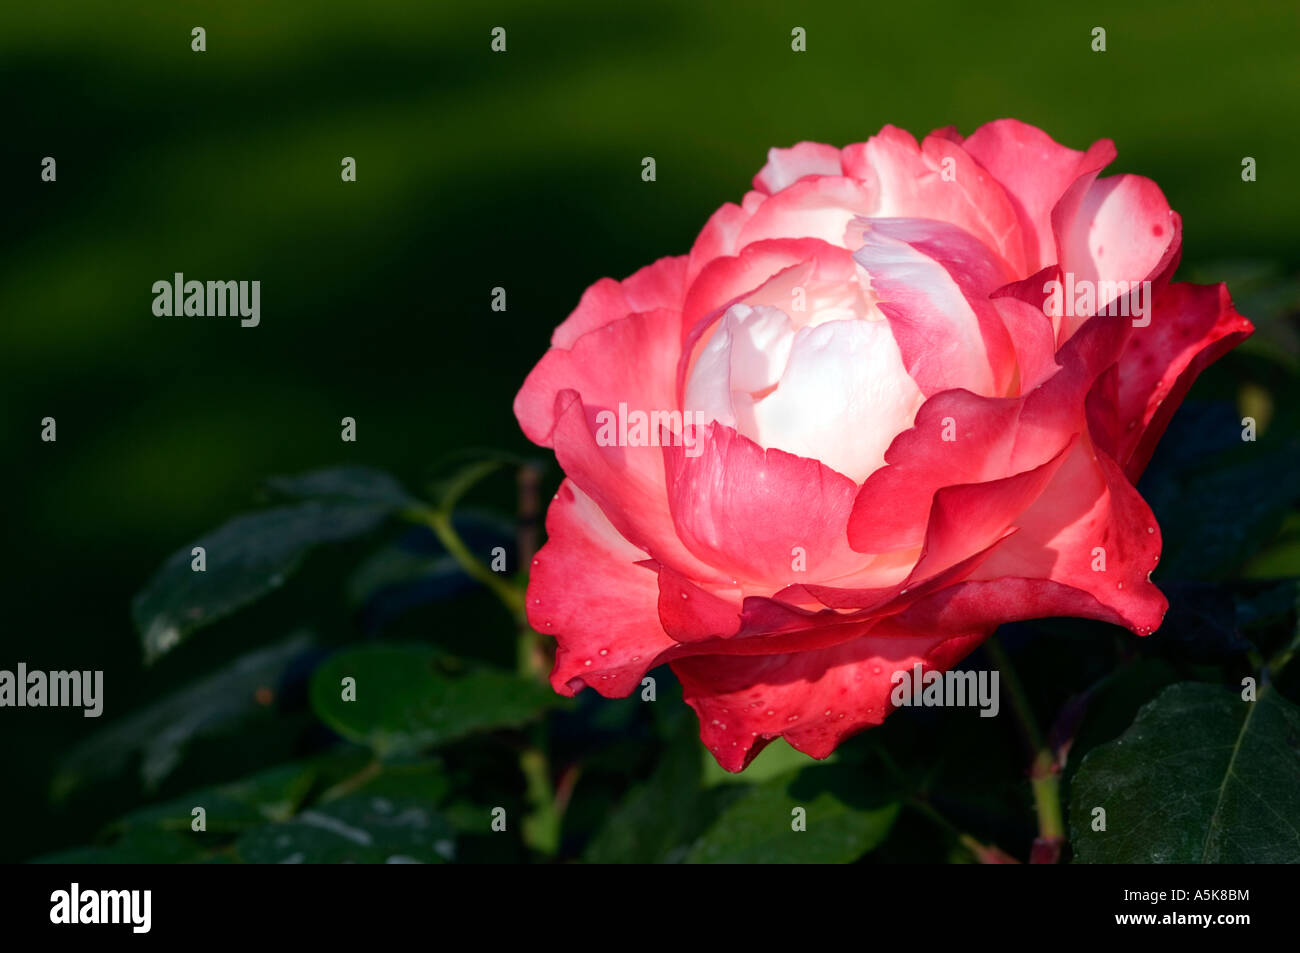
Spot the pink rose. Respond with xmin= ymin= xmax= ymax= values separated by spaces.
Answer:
xmin=515 ymin=120 xmax=1252 ymax=771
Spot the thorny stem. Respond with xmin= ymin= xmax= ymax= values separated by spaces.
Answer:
xmin=985 ymin=636 xmax=1064 ymax=862
xmin=874 ymin=747 xmax=1018 ymax=863
xmin=418 ymin=506 xmax=527 ymax=622
xmin=519 ymin=747 xmax=560 ymax=855
xmin=984 ymin=636 xmax=1044 ymax=752
xmin=517 ymin=463 xmax=542 ymax=567
xmin=1266 ymin=626 xmax=1300 ymax=683
xmin=515 ymin=463 xmax=549 ymax=682
xmin=409 ymin=471 xmax=562 ymax=857
xmin=511 ymin=465 xmax=562 ymax=855
xmin=318 ymin=759 xmax=383 ymax=804
xmin=1029 ymin=750 xmax=1066 ymax=857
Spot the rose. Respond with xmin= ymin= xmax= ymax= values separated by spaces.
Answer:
xmin=514 ymin=120 xmax=1252 ymax=771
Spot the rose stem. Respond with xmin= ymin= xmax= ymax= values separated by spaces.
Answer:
xmin=873 ymin=747 xmax=1019 ymax=863
xmin=407 ymin=476 xmax=562 ymax=858
xmin=984 ymin=635 xmax=1065 ymax=863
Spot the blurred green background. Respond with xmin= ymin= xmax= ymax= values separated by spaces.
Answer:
xmin=2 ymin=0 xmax=1298 ymax=862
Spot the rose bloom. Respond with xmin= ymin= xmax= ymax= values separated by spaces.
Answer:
xmin=515 ymin=120 xmax=1252 ymax=771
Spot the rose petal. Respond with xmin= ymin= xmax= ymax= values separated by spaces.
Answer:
xmin=682 ymin=304 xmax=798 ymax=432
xmin=688 ymin=202 xmax=753 ymax=287
xmin=735 ymin=175 xmax=878 ymax=249
xmin=961 ymin=119 xmax=1116 ymax=272
xmin=673 ymin=620 xmax=988 ymax=771
xmin=753 ymin=141 xmax=845 ymax=195
xmin=663 ymin=422 xmax=865 ymax=587
xmin=748 ymin=318 xmax=924 ymax=483
xmin=853 ymin=217 xmax=1018 ymax=396
xmin=967 ymin=439 xmax=1167 ymax=634
xmin=530 ymin=481 xmax=675 ymax=696
xmin=1055 ymin=174 xmax=1178 ymax=339
xmin=847 ymin=310 xmax=1131 ymax=553
xmin=551 ymin=256 xmax=687 ymax=349
xmin=656 ymin=563 xmax=743 ymax=642
xmin=842 ymin=125 xmax=1025 ymax=274
xmin=681 ymin=238 xmax=857 ymax=349
xmin=549 ymin=389 xmax=730 ymax=583
xmin=1115 ymin=282 xmax=1254 ymax=480
xmin=515 ymin=308 xmax=682 ymax=446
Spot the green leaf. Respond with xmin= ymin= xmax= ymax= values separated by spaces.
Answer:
xmin=1143 ymin=402 xmax=1300 ymax=580
xmin=424 ymin=450 xmax=532 ymax=511
xmin=1243 ymin=514 xmax=1300 ymax=579
xmin=134 ymin=501 xmax=394 ymax=662
xmin=265 ymin=465 xmax=420 ymax=510
xmin=319 ymin=758 xmax=451 ymax=805
xmin=1064 ymin=659 xmax=1180 ymax=780
xmin=53 ymin=633 xmax=314 ymax=798
xmin=1236 ymin=579 xmax=1299 ymax=630
xmin=425 ymin=451 xmax=533 ymax=515
xmin=344 ymin=509 xmax=518 ymax=610
xmin=429 ymin=459 xmax=505 ymax=513
xmin=584 ymin=717 xmax=710 ymax=864
xmin=32 ymin=829 xmax=205 ymax=864
xmin=685 ymin=763 xmax=899 ymax=864
xmin=34 ymin=750 xmax=377 ymax=862
xmin=45 ymin=749 xmax=454 ymax=863
xmin=309 ymin=643 xmax=563 ymax=758
xmin=345 ymin=547 xmax=459 ymax=609
xmin=1070 ymin=682 xmax=1300 ymax=863
xmin=111 ymin=756 xmax=336 ymax=835
xmin=234 ymin=795 xmax=456 ymax=863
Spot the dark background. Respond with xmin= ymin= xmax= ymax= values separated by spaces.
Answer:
xmin=3 ymin=0 xmax=1298 ymax=862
